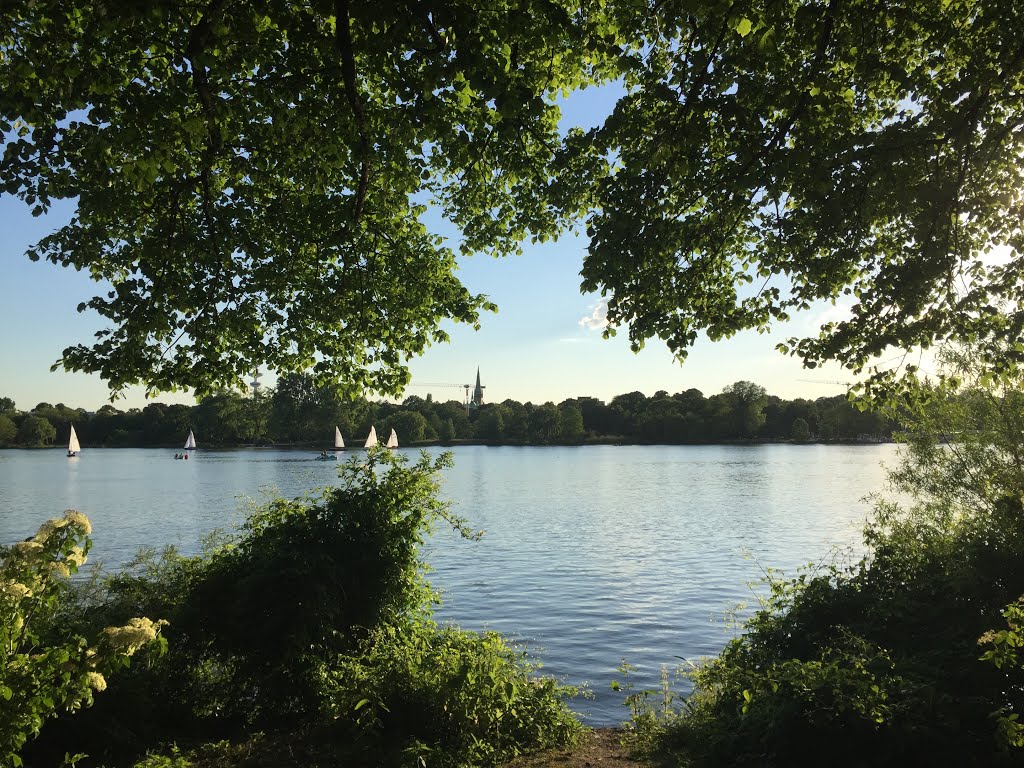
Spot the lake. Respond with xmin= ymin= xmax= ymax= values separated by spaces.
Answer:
xmin=0 ymin=444 xmax=897 ymax=724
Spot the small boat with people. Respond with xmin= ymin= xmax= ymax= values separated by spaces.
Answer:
xmin=385 ymin=428 xmax=398 ymax=449
xmin=176 ymin=430 xmax=196 ymax=459
xmin=67 ymin=425 xmax=80 ymax=458
xmin=364 ymin=425 xmax=378 ymax=449
xmin=317 ymin=427 xmax=345 ymax=460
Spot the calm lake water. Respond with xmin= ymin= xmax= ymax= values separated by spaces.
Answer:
xmin=0 ymin=444 xmax=897 ymax=724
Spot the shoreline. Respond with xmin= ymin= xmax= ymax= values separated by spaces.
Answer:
xmin=3 ymin=437 xmax=895 ymax=451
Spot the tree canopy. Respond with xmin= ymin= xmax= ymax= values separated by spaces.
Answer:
xmin=0 ymin=0 xmax=622 ymax=395
xmin=3 ymin=0 xmax=1023 ymax=396
xmin=584 ymin=0 xmax=1024 ymax=384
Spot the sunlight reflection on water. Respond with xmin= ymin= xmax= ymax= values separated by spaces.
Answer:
xmin=0 ymin=443 xmax=897 ymax=724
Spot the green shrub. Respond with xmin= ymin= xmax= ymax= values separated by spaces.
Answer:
xmin=644 ymin=353 xmax=1024 ymax=767
xmin=612 ymin=662 xmax=685 ymax=755
xmin=329 ymin=622 xmax=582 ymax=766
xmin=27 ymin=450 xmax=580 ymax=767
xmin=653 ymin=494 xmax=1024 ymax=766
xmin=979 ymin=596 xmax=1024 ymax=751
xmin=1 ymin=511 xmax=165 ymax=766
xmin=165 ymin=449 xmax=468 ymax=726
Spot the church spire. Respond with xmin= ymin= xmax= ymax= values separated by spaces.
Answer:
xmin=471 ymin=367 xmax=485 ymax=408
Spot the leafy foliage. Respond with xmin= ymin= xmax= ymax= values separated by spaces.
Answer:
xmin=980 ymin=598 xmax=1024 ymax=750
xmin=7 ymin=2 xmax=1023 ymax=397
xmin=15 ymin=415 xmax=56 ymax=446
xmin=633 ymin=351 xmax=1024 ymax=766
xmin=882 ymin=346 xmax=1024 ymax=516
xmin=790 ymin=417 xmax=810 ymax=442
xmin=0 ymin=414 xmax=16 ymax=445
xmin=585 ymin=0 xmax=1024 ymax=384
xmin=1 ymin=511 xmax=165 ymax=766
xmin=328 ymin=624 xmax=582 ymax=766
xmin=0 ymin=0 xmax=624 ymax=397
xmin=0 ymin=378 xmax=894 ymax=449
xmin=27 ymin=450 xmax=579 ymax=767
xmin=174 ymin=450 xmax=470 ymax=724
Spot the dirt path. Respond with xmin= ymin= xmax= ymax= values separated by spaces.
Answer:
xmin=504 ymin=728 xmax=653 ymax=768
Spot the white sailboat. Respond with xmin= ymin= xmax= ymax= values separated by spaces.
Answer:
xmin=363 ymin=425 xmax=378 ymax=449
xmin=184 ymin=430 xmax=197 ymax=450
xmin=318 ymin=427 xmax=345 ymax=460
xmin=67 ymin=425 xmax=80 ymax=457
xmin=385 ymin=428 xmax=398 ymax=449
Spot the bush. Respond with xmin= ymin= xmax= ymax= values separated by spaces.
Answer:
xmin=1 ymin=511 xmax=165 ymax=766
xmin=644 ymin=352 xmax=1024 ymax=767
xmin=329 ymin=623 xmax=582 ymax=767
xmin=27 ymin=450 xmax=580 ymax=767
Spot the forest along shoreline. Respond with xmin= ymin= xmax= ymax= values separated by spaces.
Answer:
xmin=0 ymin=378 xmax=893 ymax=449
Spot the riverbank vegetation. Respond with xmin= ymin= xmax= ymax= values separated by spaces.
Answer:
xmin=1 ymin=511 xmax=167 ymax=767
xmin=10 ymin=450 xmax=581 ymax=767
xmin=6 ymin=0 xmax=1024 ymax=765
xmin=0 ymin=378 xmax=893 ymax=449
xmin=619 ymin=352 xmax=1024 ymax=766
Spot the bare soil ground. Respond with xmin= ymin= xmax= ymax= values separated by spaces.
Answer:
xmin=503 ymin=728 xmax=655 ymax=768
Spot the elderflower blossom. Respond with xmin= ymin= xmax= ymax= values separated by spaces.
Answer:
xmin=1 ymin=580 xmax=32 ymax=599
xmin=63 ymin=510 xmax=92 ymax=535
xmin=48 ymin=561 xmax=71 ymax=579
xmin=12 ymin=540 xmax=43 ymax=554
xmin=102 ymin=617 xmax=168 ymax=654
xmin=34 ymin=516 xmax=70 ymax=543
xmin=85 ymin=671 xmax=107 ymax=692
xmin=67 ymin=546 xmax=87 ymax=568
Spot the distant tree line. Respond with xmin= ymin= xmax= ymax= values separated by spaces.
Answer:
xmin=0 ymin=378 xmax=894 ymax=450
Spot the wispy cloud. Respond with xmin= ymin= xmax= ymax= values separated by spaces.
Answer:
xmin=817 ymin=301 xmax=853 ymax=326
xmin=801 ymin=300 xmax=853 ymax=333
xmin=578 ymin=300 xmax=609 ymax=330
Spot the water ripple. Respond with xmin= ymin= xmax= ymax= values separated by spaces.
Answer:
xmin=0 ymin=444 xmax=895 ymax=724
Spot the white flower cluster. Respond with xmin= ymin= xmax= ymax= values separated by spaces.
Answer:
xmin=62 ymin=510 xmax=92 ymax=535
xmin=3 ymin=511 xmax=92 ymax=578
xmin=101 ymin=617 xmax=169 ymax=655
xmin=67 ymin=546 xmax=87 ymax=568
xmin=32 ymin=510 xmax=92 ymax=544
xmin=34 ymin=516 xmax=70 ymax=543
xmin=10 ymin=540 xmax=43 ymax=556
xmin=1 ymin=580 xmax=32 ymax=600
xmin=85 ymin=671 xmax=107 ymax=692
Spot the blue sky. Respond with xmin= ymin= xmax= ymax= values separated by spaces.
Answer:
xmin=0 ymin=85 xmax=856 ymax=411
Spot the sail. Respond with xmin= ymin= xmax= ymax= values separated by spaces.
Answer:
xmin=68 ymin=425 xmax=81 ymax=453
xmin=334 ymin=426 xmax=345 ymax=449
xmin=364 ymin=425 xmax=378 ymax=449
xmin=386 ymin=428 xmax=398 ymax=449
xmin=184 ymin=430 xmax=197 ymax=450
